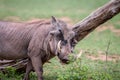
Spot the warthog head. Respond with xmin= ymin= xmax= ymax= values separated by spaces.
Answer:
xmin=49 ymin=16 xmax=76 ymax=64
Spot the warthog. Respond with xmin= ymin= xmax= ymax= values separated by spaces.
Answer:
xmin=0 ymin=17 xmax=76 ymax=80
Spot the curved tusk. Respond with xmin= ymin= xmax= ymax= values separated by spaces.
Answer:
xmin=76 ymin=50 xmax=83 ymax=59
xmin=74 ymin=39 xmax=78 ymax=44
xmin=57 ymin=40 xmax=61 ymax=51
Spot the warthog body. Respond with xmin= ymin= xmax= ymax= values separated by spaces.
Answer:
xmin=0 ymin=17 xmax=75 ymax=80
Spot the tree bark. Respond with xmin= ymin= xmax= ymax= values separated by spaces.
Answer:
xmin=72 ymin=0 xmax=120 ymax=42
xmin=0 ymin=0 xmax=120 ymax=72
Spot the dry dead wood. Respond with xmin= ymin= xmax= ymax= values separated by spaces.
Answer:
xmin=72 ymin=0 xmax=120 ymax=42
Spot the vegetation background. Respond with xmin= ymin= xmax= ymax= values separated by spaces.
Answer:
xmin=0 ymin=0 xmax=120 ymax=80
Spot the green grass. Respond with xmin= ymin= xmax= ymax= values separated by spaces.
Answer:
xmin=113 ymin=23 xmax=120 ymax=29
xmin=0 ymin=0 xmax=120 ymax=80
xmin=0 ymin=0 xmax=119 ymax=23
xmin=0 ymin=0 xmax=120 ymax=23
xmin=76 ymin=30 xmax=120 ymax=55
xmin=1 ymin=57 xmax=120 ymax=80
xmin=0 ymin=0 xmax=115 ymax=21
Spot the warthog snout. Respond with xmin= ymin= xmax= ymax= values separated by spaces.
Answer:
xmin=61 ymin=52 xmax=82 ymax=64
xmin=61 ymin=56 xmax=69 ymax=64
xmin=59 ymin=54 xmax=76 ymax=64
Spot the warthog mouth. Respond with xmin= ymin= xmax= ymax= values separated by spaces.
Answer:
xmin=59 ymin=58 xmax=70 ymax=64
xmin=57 ymin=52 xmax=70 ymax=64
xmin=61 ymin=59 xmax=69 ymax=64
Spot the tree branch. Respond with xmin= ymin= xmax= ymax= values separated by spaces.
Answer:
xmin=72 ymin=0 xmax=120 ymax=42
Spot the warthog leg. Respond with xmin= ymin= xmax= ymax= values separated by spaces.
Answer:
xmin=23 ymin=59 xmax=33 ymax=80
xmin=30 ymin=56 xmax=43 ymax=80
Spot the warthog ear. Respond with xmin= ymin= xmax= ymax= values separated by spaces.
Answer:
xmin=51 ymin=16 xmax=62 ymax=32
xmin=51 ymin=16 xmax=57 ymax=25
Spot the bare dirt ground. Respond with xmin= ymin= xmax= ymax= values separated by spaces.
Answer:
xmin=79 ymin=50 xmax=120 ymax=62
xmin=86 ymin=54 xmax=120 ymax=62
xmin=3 ymin=16 xmax=74 ymax=27
xmin=96 ymin=25 xmax=120 ymax=36
xmin=78 ymin=50 xmax=120 ymax=62
xmin=27 ymin=17 xmax=73 ymax=26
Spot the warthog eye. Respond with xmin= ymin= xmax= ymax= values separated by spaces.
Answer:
xmin=61 ymin=40 xmax=67 ymax=45
xmin=70 ymin=39 xmax=77 ymax=47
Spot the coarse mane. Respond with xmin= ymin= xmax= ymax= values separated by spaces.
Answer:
xmin=0 ymin=19 xmax=49 ymax=29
